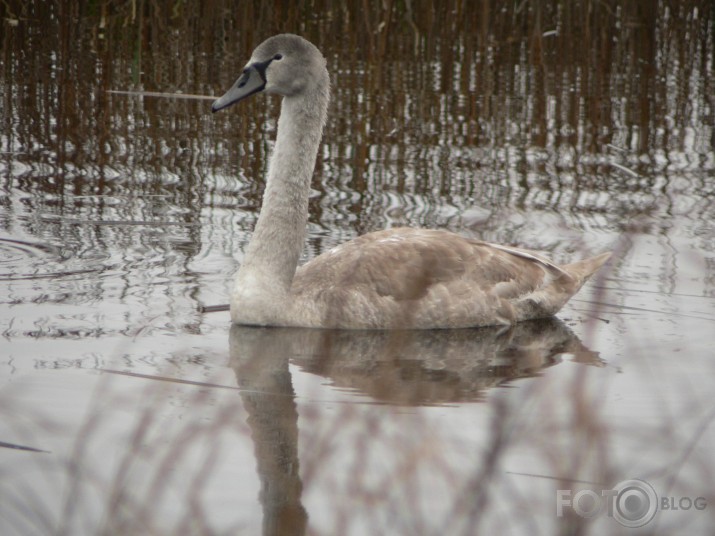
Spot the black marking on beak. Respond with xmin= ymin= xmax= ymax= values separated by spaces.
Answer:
xmin=212 ymin=58 xmax=275 ymax=113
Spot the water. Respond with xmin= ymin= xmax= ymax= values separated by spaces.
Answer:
xmin=1 ymin=2 xmax=714 ymax=534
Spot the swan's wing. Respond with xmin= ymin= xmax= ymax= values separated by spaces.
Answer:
xmin=294 ymin=227 xmax=571 ymax=302
xmin=291 ymin=228 xmax=609 ymax=328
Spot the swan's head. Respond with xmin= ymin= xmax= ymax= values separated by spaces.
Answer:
xmin=212 ymin=34 xmax=328 ymax=113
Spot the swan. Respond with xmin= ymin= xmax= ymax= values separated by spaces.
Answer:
xmin=211 ymin=34 xmax=611 ymax=329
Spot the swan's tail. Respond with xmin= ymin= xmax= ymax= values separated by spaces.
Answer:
xmin=562 ymin=251 xmax=612 ymax=288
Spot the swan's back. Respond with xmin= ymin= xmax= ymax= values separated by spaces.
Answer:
xmin=289 ymin=227 xmax=610 ymax=329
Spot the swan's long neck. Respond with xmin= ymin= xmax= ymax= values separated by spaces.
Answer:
xmin=236 ymin=77 xmax=329 ymax=299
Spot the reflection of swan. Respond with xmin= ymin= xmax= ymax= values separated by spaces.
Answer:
xmin=212 ymin=34 xmax=611 ymax=329
xmin=229 ymin=327 xmax=308 ymax=536
xmin=231 ymin=317 xmax=601 ymax=407
xmin=290 ymin=317 xmax=602 ymax=405
xmin=228 ymin=319 xmax=600 ymax=534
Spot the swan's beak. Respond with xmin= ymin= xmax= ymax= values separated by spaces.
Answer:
xmin=212 ymin=64 xmax=266 ymax=113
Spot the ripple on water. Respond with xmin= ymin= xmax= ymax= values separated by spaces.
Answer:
xmin=0 ymin=237 xmax=59 ymax=274
xmin=0 ymin=236 xmax=105 ymax=281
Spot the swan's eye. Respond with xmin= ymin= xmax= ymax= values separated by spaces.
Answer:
xmin=273 ymin=54 xmax=283 ymax=61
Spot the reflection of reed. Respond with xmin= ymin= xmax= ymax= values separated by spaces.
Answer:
xmin=2 ymin=1 xmax=712 ymax=251
xmin=3 ymin=1 xmax=712 ymax=190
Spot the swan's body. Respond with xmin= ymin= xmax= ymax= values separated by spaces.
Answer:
xmin=212 ymin=34 xmax=610 ymax=329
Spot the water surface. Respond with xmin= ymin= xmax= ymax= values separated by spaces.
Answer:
xmin=1 ymin=2 xmax=714 ymax=535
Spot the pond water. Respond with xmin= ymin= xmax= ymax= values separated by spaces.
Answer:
xmin=1 ymin=2 xmax=714 ymax=535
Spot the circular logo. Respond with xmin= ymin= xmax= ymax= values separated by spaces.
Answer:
xmin=612 ymin=479 xmax=658 ymax=528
